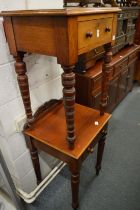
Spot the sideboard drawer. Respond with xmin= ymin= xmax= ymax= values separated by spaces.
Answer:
xmin=114 ymin=58 xmax=128 ymax=76
xmin=78 ymin=17 xmax=113 ymax=53
xmin=91 ymin=75 xmax=102 ymax=91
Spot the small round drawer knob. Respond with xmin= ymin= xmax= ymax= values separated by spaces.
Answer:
xmin=87 ymin=147 xmax=94 ymax=153
xmin=105 ymin=27 xmax=111 ymax=32
xmin=86 ymin=31 xmax=93 ymax=38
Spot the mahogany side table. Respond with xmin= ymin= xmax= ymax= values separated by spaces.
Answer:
xmin=0 ymin=8 xmax=120 ymax=209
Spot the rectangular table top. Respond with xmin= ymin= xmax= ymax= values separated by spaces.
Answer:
xmin=0 ymin=7 xmax=121 ymax=17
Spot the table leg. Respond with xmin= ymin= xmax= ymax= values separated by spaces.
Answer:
xmin=96 ymin=129 xmax=107 ymax=176
xmin=69 ymin=162 xmax=80 ymax=210
xmin=71 ymin=172 xmax=80 ymax=209
xmin=14 ymin=52 xmax=33 ymax=126
xmin=27 ymin=137 xmax=42 ymax=185
xmin=61 ymin=65 xmax=76 ymax=150
xmin=14 ymin=52 xmax=42 ymax=184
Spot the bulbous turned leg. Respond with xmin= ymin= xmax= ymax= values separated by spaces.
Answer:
xmin=14 ymin=52 xmax=42 ymax=184
xmin=61 ymin=65 xmax=76 ymax=150
xmin=26 ymin=136 xmax=42 ymax=185
xmin=14 ymin=52 xmax=33 ymax=127
xmin=69 ymin=162 xmax=80 ymax=210
xmin=96 ymin=129 xmax=107 ymax=176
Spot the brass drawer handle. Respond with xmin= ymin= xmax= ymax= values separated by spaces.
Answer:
xmin=86 ymin=31 xmax=93 ymax=38
xmin=105 ymin=27 xmax=111 ymax=32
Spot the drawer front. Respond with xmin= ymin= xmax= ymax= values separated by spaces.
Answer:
xmin=78 ymin=17 xmax=113 ymax=53
xmin=114 ymin=58 xmax=128 ymax=76
xmin=91 ymin=75 xmax=102 ymax=91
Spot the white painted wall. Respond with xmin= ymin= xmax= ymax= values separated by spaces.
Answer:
xmin=0 ymin=0 xmax=63 ymax=193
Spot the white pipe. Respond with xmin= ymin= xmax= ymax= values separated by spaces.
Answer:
xmin=16 ymin=162 xmax=66 ymax=203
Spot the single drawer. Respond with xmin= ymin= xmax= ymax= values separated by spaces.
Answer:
xmin=114 ymin=58 xmax=128 ymax=76
xmin=78 ymin=17 xmax=113 ymax=53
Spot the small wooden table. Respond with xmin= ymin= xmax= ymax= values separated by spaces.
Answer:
xmin=0 ymin=7 xmax=120 ymax=209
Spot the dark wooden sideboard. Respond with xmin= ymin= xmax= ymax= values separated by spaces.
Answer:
xmin=76 ymin=45 xmax=140 ymax=113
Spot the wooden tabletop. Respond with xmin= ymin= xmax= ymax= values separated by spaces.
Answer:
xmin=24 ymin=102 xmax=111 ymax=159
xmin=0 ymin=7 xmax=121 ymax=17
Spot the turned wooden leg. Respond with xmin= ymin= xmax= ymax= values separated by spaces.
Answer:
xmin=61 ymin=65 xmax=76 ymax=150
xmin=100 ymin=43 xmax=113 ymax=116
xmin=14 ymin=52 xmax=33 ymax=127
xmin=96 ymin=129 xmax=107 ymax=176
xmin=14 ymin=52 xmax=42 ymax=184
xmin=71 ymin=172 xmax=80 ymax=209
xmin=69 ymin=161 xmax=80 ymax=210
xmin=26 ymin=136 xmax=42 ymax=184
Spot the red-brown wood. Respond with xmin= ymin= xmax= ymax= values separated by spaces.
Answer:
xmin=0 ymin=8 xmax=120 ymax=209
xmin=14 ymin=52 xmax=33 ymax=125
xmin=26 ymin=136 xmax=42 ymax=184
xmin=100 ymin=43 xmax=113 ymax=115
xmin=96 ymin=129 xmax=107 ymax=175
xmin=62 ymin=66 xmax=76 ymax=149
xmin=75 ymin=45 xmax=140 ymax=113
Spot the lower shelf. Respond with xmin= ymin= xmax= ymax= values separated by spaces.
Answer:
xmin=24 ymin=101 xmax=111 ymax=159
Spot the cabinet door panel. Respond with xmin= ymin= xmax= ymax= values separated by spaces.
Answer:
xmin=117 ymin=69 xmax=128 ymax=102
xmin=127 ymin=62 xmax=136 ymax=92
xmin=107 ymin=76 xmax=119 ymax=113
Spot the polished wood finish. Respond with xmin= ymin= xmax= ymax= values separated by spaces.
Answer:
xmin=100 ymin=43 xmax=112 ymax=115
xmin=96 ymin=128 xmax=107 ymax=175
xmin=134 ymin=52 xmax=140 ymax=84
xmin=14 ymin=52 xmax=33 ymax=126
xmin=0 ymin=7 xmax=119 ymax=148
xmin=24 ymin=102 xmax=110 ymax=159
xmin=0 ymin=8 xmax=120 ymax=209
xmin=78 ymin=15 xmax=114 ymax=54
xmin=135 ymin=13 xmax=140 ymax=45
xmin=62 ymin=66 xmax=76 ymax=149
xmin=14 ymin=52 xmax=42 ymax=183
xmin=0 ymin=8 xmax=120 ymax=16
xmin=76 ymin=7 xmax=139 ymax=73
xmin=26 ymin=136 xmax=42 ymax=184
xmin=76 ymin=45 xmax=140 ymax=113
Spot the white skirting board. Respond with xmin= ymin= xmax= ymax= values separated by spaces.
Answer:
xmin=17 ymin=161 xmax=66 ymax=203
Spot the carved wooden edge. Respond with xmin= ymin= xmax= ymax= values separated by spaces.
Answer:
xmin=100 ymin=43 xmax=112 ymax=116
xmin=61 ymin=65 xmax=76 ymax=150
xmin=24 ymin=99 xmax=62 ymax=130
